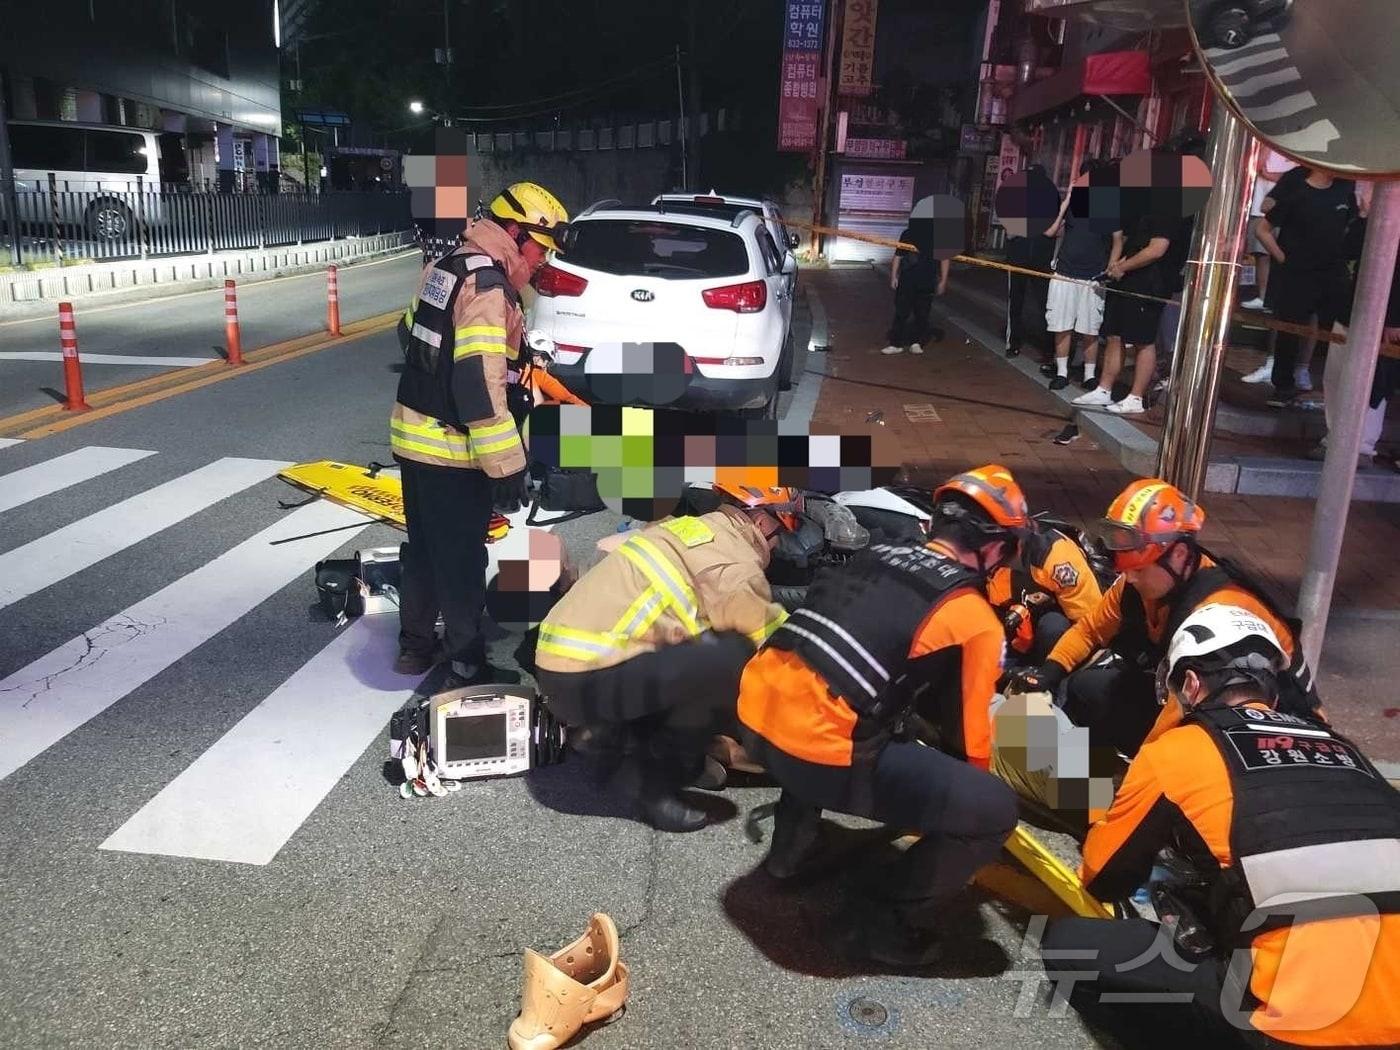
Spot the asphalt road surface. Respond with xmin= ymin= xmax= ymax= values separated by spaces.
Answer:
xmin=0 ymin=250 xmax=422 ymax=418
xmin=0 ymin=273 xmax=1112 ymax=1049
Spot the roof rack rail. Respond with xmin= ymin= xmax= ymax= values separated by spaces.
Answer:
xmin=578 ymin=198 xmax=622 ymax=218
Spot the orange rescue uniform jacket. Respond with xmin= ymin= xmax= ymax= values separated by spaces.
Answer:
xmin=1081 ymin=705 xmax=1400 ymax=1048
xmin=1046 ymin=555 xmax=1313 ymax=742
xmin=985 ymin=529 xmax=1103 ymax=620
xmin=739 ymin=543 xmax=1004 ymax=770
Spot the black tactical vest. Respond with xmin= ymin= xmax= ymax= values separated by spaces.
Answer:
xmin=767 ymin=543 xmax=979 ymax=739
xmin=1116 ymin=553 xmax=1320 ymax=719
xmin=1191 ymin=704 xmax=1400 ymax=946
xmin=396 ymin=250 xmax=518 ymax=428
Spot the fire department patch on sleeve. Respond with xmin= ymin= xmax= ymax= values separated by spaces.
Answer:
xmin=419 ymin=269 xmax=458 ymax=311
xmin=1051 ymin=562 xmax=1080 ymax=589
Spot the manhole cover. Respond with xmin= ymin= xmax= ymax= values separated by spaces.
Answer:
xmin=835 ymin=992 xmax=899 ymax=1037
xmin=849 ymin=997 xmax=888 ymax=1027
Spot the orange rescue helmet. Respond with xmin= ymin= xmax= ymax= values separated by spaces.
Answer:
xmin=932 ymin=464 xmax=1031 ymax=532
xmin=1100 ymin=478 xmax=1205 ymax=571
xmin=712 ymin=482 xmax=805 ymax=535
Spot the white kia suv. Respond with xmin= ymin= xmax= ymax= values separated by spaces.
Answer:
xmin=529 ymin=203 xmax=798 ymax=417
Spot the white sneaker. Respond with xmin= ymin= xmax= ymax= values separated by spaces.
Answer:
xmin=881 ymin=345 xmax=905 ymax=356
xmin=1295 ymin=367 xmax=1313 ymax=392
xmin=1105 ymin=394 xmax=1146 ymax=416
xmin=1241 ymin=357 xmax=1274 ymax=384
xmin=910 ymin=343 xmax=924 ymax=355
xmin=1241 ymin=297 xmax=1265 ymax=310
xmin=1073 ymin=387 xmax=1114 ymax=407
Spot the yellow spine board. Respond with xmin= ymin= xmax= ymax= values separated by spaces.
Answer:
xmin=1003 ymin=826 xmax=1115 ymax=920
xmin=277 ymin=461 xmax=511 ymax=542
xmin=278 ymin=461 xmax=406 ymax=527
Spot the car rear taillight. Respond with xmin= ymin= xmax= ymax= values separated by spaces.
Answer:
xmin=536 ymin=264 xmax=589 ymax=297
xmin=702 ymin=280 xmax=767 ymax=313
xmin=693 ymin=195 xmax=726 ymax=204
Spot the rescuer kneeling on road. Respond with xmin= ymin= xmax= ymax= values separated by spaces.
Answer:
xmin=985 ymin=514 xmax=1107 ymax=665
xmin=390 ymin=182 xmax=570 ymax=685
xmin=737 ymin=465 xmax=1025 ymax=966
xmin=533 ymin=484 xmax=795 ymax=833
xmin=1004 ymin=478 xmax=1322 ymax=757
xmin=1041 ymin=604 xmax=1400 ymax=1050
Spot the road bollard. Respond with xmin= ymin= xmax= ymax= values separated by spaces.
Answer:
xmin=326 ymin=265 xmax=341 ymax=336
xmin=57 ymin=301 xmax=90 ymax=412
xmin=224 ymin=279 xmax=244 ymax=366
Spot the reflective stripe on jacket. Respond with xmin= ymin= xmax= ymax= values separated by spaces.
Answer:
xmin=390 ymin=220 xmax=528 ymax=476
xmin=1081 ymin=702 xmax=1400 ymax=1048
xmin=535 ymin=507 xmax=786 ymax=674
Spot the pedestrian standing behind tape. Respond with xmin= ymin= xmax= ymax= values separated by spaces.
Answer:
xmin=1043 ymin=160 xmax=1122 ymax=392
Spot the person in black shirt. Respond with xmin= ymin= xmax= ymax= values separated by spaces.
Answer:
xmin=882 ymin=225 xmax=950 ymax=356
xmin=1003 ymin=165 xmax=1057 ymax=359
xmin=1073 ymin=210 xmax=1176 ymax=416
xmin=1255 ymin=167 xmax=1359 ymax=406
xmin=1310 ymin=211 xmax=1400 ymax=468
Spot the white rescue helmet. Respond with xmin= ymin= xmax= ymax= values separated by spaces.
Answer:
xmin=1158 ymin=603 xmax=1287 ymax=708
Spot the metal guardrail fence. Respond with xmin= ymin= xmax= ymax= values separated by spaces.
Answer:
xmin=0 ymin=187 xmax=412 ymax=267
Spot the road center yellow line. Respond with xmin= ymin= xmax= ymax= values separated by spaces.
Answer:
xmin=2 ymin=310 xmax=400 ymax=440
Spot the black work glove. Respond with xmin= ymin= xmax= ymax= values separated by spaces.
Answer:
xmin=770 ymin=585 xmax=809 ymax=613
xmin=491 ymin=470 xmax=529 ymax=515
xmin=1000 ymin=661 xmax=1066 ymax=697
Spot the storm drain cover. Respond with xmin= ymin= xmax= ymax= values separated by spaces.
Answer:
xmin=836 ymin=993 xmax=899 ymax=1037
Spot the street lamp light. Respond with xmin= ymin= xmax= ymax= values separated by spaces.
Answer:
xmin=409 ymin=100 xmax=425 ymax=115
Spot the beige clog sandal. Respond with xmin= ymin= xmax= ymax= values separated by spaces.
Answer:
xmin=507 ymin=913 xmax=628 ymax=1050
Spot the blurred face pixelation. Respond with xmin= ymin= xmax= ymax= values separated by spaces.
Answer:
xmin=404 ymin=129 xmax=471 ymax=242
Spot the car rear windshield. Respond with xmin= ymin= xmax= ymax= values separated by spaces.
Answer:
xmin=561 ymin=220 xmax=749 ymax=279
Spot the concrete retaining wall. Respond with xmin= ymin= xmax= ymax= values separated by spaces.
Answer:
xmin=0 ymin=231 xmax=414 ymax=315
xmin=468 ymin=146 xmax=678 ymax=215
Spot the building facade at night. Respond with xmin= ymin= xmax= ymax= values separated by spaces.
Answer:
xmin=2 ymin=0 xmax=283 ymax=192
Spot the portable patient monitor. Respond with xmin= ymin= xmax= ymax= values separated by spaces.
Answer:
xmin=428 ymin=685 xmax=565 ymax=780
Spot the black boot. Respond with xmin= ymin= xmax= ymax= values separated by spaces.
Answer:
xmin=640 ymin=791 xmax=708 ymax=833
xmin=763 ymin=791 xmax=826 ymax=880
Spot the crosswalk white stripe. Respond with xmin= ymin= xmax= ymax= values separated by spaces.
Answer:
xmin=0 ymin=457 xmax=291 ymax=612
xmin=101 ymin=615 xmax=407 ymax=866
xmin=1227 ymin=66 xmax=1303 ymax=99
xmin=0 ymin=499 xmax=369 ymax=783
xmin=0 ymin=446 xmax=156 ymax=515
xmin=95 ymin=497 xmax=556 ymax=865
xmin=1266 ymin=118 xmax=1343 ymax=154
xmin=0 ymin=352 xmax=217 ymax=367
xmin=0 ymin=439 xmax=22 ymax=450
xmin=1245 ymin=90 xmax=1319 ymax=123
xmin=1211 ymin=46 xmax=1290 ymax=78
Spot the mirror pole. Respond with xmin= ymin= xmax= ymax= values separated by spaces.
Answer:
xmin=1155 ymin=98 xmax=1260 ymax=498
xmin=1297 ymin=179 xmax=1400 ymax=672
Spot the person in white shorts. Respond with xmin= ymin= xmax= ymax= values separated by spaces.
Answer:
xmin=1042 ymin=161 xmax=1121 ymax=392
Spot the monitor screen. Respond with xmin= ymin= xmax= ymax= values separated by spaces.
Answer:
xmin=443 ymin=712 xmax=508 ymax=763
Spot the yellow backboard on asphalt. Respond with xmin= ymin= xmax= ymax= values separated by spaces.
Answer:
xmin=278 ymin=461 xmax=406 ymax=525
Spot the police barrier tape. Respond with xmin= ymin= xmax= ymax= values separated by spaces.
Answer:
xmin=788 ymin=219 xmax=1400 ymax=351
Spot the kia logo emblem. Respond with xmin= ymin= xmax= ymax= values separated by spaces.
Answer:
xmin=631 ymin=289 xmax=654 ymax=302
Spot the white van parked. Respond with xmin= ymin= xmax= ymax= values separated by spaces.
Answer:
xmin=7 ymin=120 xmax=165 ymax=240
